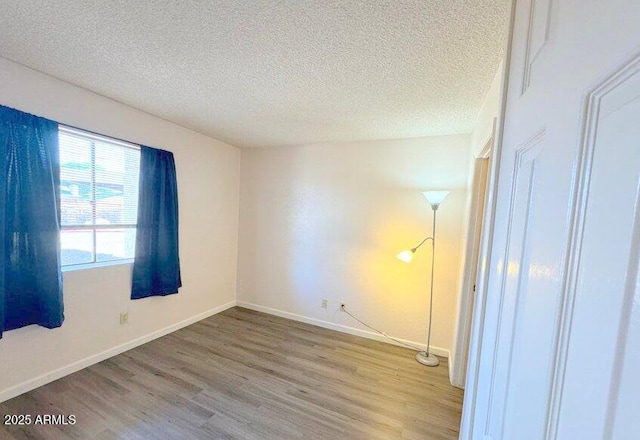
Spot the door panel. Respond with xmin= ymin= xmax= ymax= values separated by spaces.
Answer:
xmin=556 ymin=57 xmax=640 ymax=440
xmin=464 ymin=0 xmax=640 ymax=438
xmin=522 ymin=0 xmax=553 ymax=92
xmin=486 ymin=139 xmax=540 ymax=439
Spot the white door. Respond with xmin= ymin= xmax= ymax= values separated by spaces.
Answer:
xmin=462 ymin=0 xmax=640 ymax=439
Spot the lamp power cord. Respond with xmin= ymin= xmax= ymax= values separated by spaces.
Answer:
xmin=340 ymin=304 xmax=423 ymax=351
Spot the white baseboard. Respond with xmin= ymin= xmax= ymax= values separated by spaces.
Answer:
xmin=2 ymin=300 xmax=449 ymax=403
xmin=236 ymin=301 xmax=449 ymax=358
xmin=0 ymin=300 xmax=237 ymax=403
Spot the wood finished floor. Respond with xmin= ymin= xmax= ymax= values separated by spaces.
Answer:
xmin=0 ymin=307 xmax=464 ymax=439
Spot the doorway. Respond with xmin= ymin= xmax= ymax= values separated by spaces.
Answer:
xmin=450 ymin=127 xmax=494 ymax=388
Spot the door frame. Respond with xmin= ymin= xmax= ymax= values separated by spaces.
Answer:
xmin=459 ymin=0 xmax=516 ymax=436
xmin=450 ymin=127 xmax=494 ymax=388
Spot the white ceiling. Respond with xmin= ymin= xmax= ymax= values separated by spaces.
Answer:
xmin=0 ymin=1 xmax=509 ymax=148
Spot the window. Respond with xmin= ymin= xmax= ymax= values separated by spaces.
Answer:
xmin=59 ymin=127 xmax=140 ymax=267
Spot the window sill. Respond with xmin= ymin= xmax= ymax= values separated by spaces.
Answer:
xmin=62 ymin=259 xmax=134 ymax=273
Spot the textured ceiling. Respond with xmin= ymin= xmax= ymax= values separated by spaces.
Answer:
xmin=0 ymin=1 xmax=509 ymax=148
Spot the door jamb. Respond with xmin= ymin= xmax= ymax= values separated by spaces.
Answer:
xmin=459 ymin=0 xmax=516 ymax=435
xmin=450 ymin=128 xmax=494 ymax=388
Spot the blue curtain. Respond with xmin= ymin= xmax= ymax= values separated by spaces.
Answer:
xmin=131 ymin=146 xmax=181 ymax=299
xmin=0 ymin=105 xmax=64 ymax=338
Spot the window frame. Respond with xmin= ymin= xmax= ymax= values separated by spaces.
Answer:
xmin=58 ymin=125 xmax=140 ymax=269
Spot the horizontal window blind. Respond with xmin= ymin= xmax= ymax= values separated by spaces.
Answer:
xmin=59 ymin=127 xmax=140 ymax=266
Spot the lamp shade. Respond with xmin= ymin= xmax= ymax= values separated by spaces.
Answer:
xmin=396 ymin=249 xmax=415 ymax=263
xmin=422 ymin=190 xmax=450 ymax=207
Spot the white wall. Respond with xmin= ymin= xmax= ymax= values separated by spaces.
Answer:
xmin=238 ymin=136 xmax=471 ymax=355
xmin=0 ymin=57 xmax=241 ymax=401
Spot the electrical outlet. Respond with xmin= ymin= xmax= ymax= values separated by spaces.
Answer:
xmin=322 ymin=299 xmax=328 ymax=309
xmin=119 ymin=312 xmax=129 ymax=325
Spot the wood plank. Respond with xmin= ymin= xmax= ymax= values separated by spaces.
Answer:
xmin=0 ymin=307 xmax=463 ymax=439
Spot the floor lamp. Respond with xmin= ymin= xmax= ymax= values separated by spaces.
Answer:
xmin=396 ymin=190 xmax=450 ymax=367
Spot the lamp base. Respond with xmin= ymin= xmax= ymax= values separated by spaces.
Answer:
xmin=416 ymin=351 xmax=439 ymax=367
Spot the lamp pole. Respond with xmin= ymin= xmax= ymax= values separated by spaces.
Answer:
xmin=397 ymin=190 xmax=449 ymax=367
xmin=416 ymin=202 xmax=440 ymax=367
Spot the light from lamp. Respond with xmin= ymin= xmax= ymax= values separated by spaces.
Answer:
xmin=396 ymin=249 xmax=415 ymax=263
